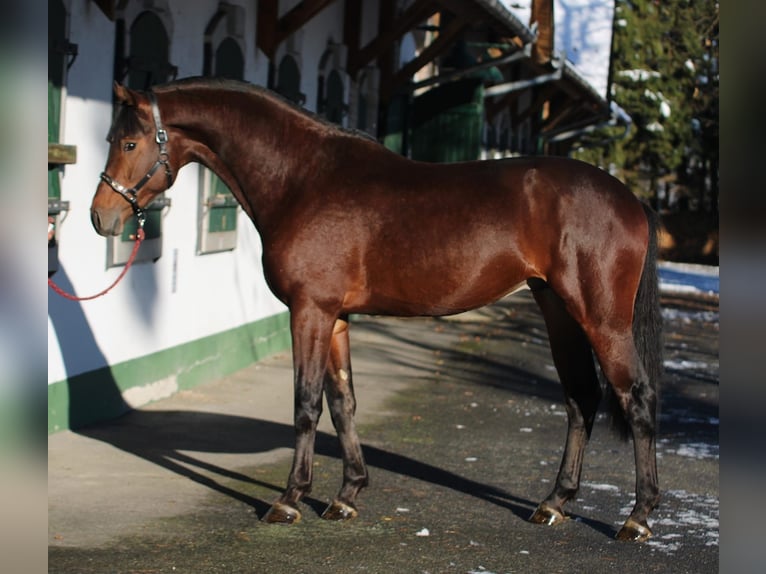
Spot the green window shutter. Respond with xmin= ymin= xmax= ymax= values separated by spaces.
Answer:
xmin=48 ymin=81 xmax=62 ymax=201
xmin=382 ymin=94 xmax=408 ymax=155
xmin=120 ymin=207 xmax=162 ymax=241
xmin=411 ymin=78 xmax=485 ymax=163
xmin=207 ymin=173 xmax=237 ymax=233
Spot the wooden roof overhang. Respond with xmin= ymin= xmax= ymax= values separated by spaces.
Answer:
xmin=91 ymin=0 xmax=615 ymax=138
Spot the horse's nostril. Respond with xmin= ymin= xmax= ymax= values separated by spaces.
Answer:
xmin=90 ymin=210 xmax=103 ymax=234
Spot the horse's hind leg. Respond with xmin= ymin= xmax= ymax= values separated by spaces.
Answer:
xmin=529 ymin=283 xmax=602 ymax=526
xmin=589 ymin=330 xmax=659 ymax=541
xmin=321 ymin=316 xmax=369 ymax=520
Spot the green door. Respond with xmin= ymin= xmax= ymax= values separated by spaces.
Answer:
xmin=411 ymin=78 xmax=484 ymax=163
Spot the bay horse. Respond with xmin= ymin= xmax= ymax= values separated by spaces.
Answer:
xmin=90 ymin=78 xmax=662 ymax=541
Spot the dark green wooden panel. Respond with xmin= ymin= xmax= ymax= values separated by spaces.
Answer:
xmin=411 ymin=78 xmax=484 ymax=163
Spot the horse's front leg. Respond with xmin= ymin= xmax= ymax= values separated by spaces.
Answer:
xmin=263 ymin=303 xmax=336 ymax=524
xmin=321 ymin=316 xmax=369 ymax=520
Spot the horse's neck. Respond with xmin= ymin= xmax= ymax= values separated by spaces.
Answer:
xmin=167 ymin=88 xmax=321 ymax=234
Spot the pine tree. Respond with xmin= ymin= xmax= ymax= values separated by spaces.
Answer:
xmin=574 ymin=0 xmax=718 ymax=212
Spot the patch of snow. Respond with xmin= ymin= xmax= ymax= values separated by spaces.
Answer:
xmin=618 ymin=69 xmax=661 ymax=81
xmin=582 ymin=482 xmax=620 ymax=492
xmin=659 ymin=262 xmax=719 ymax=295
xmin=672 ymin=442 xmax=719 ymax=460
xmin=663 ymin=358 xmax=715 ymax=371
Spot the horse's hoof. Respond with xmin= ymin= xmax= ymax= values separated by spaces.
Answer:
xmin=529 ymin=502 xmax=566 ymax=526
xmin=616 ymin=518 xmax=652 ymax=542
xmin=321 ymin=500 xmax=358 ymax=521
xmin=262 ymin=502 xmax=302 ymax=524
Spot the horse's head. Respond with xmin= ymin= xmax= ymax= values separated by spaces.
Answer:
xmin=90 ymin=83 xmax=176 ymax=236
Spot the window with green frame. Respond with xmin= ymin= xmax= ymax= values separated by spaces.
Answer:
xmin=197 ymin=33 xmax=243 ymax=254
xmin=208 ymin=38 xmax=243 ymax=236
xmin=108 ymin=9 xmax=175 ymax=266
xmin=125 ymin=9 xmax=172 ymax=243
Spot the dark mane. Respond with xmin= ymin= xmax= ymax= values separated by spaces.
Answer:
xmin=152 ymin=76 xmax=377 ymax=143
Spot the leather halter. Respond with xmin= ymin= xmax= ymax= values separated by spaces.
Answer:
xmin=99 ymin=92 xmax=173 ymax=228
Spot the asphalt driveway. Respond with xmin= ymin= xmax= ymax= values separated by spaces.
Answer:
xmin=49 ymin=289 xmax=719 ymax=573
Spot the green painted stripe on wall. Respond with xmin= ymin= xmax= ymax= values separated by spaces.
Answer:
xmin=48 ymin=312 xmax=290 ymax=434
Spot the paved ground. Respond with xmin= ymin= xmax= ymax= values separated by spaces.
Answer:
xmin=49 ymin=289 xmax=719 ymax=573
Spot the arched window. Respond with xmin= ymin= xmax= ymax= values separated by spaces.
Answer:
xmin=317 ymin=43 xmax=347 ymax=125
xmin=215 ymin=38 xmax=244 ymax=80
xmin=276 ymin=55 xmax=303 ymax=105
xmin=128 ymin=11 xmax=174 ymax=90
xmin=324 ymin=70 xmax=344 ymax=124
xmin=199 ymin=11 xmax=246 ymax=254
xmin=352 ymin=67 xmax=379 ymax=136
xmin=109 ymin=4 xmax=175 ymax=266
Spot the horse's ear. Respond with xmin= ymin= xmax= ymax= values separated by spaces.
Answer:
xmin=113 ymin=82 xmax=137 ymax=106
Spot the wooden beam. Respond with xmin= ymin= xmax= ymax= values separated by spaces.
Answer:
xmin=343 ymin=0 xmax=362 ymax=68
xmin=530 ymin=0 xmax=554 ymax=65
xmin=410 ymin=48 xmax=526 ymax=92
xmin=278 ymin=0 xmax=338 ymax=43
xmin=540 ymin=99 xmax=578 ymax=133
xmin=257 ymin=0 xmax=338 ymax=60
xmin=386 ymin=15 xmax=469 ymax=99
xmin=348 ymin=0 xmax=438 ymax=76
xmin=256 ymin=0 xmax=279 ymax=59
xmin=374 ymin=0 xmax=397 ymax=138
xmin=48 ymin=143 xmax=77 ymax=165
xmin=515 ymin=84 xmax=556 ymax=124
xmin=92 ymin=0 xmax=116 ymax=21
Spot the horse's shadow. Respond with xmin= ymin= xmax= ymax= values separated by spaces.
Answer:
xmin=76 ymin=408 xmax=615 ymax=538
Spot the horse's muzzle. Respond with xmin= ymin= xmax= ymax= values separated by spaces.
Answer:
xmin=90 ymin=207 xmax=123 ymax=237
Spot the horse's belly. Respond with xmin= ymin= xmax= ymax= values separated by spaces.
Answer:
xmin=352 ymin=263 xmax=531 ymax=317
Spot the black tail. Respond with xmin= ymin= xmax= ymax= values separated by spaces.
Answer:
xmin=606 ymin=204 xmax=663 ymax=439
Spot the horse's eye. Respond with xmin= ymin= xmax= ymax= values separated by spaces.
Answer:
xmin=123 ymin=142 xmax=137 ymax=152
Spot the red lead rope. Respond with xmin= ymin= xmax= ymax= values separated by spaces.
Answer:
xmin=48 ymin=228 xmax=146 ymax=301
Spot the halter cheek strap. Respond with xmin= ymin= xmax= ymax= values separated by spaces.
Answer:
xmin=99 ymin=91 xmax=174 ymax=229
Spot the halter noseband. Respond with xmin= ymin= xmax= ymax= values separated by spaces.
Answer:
xmin=100 ymin=91 xmax=173 ymax=228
